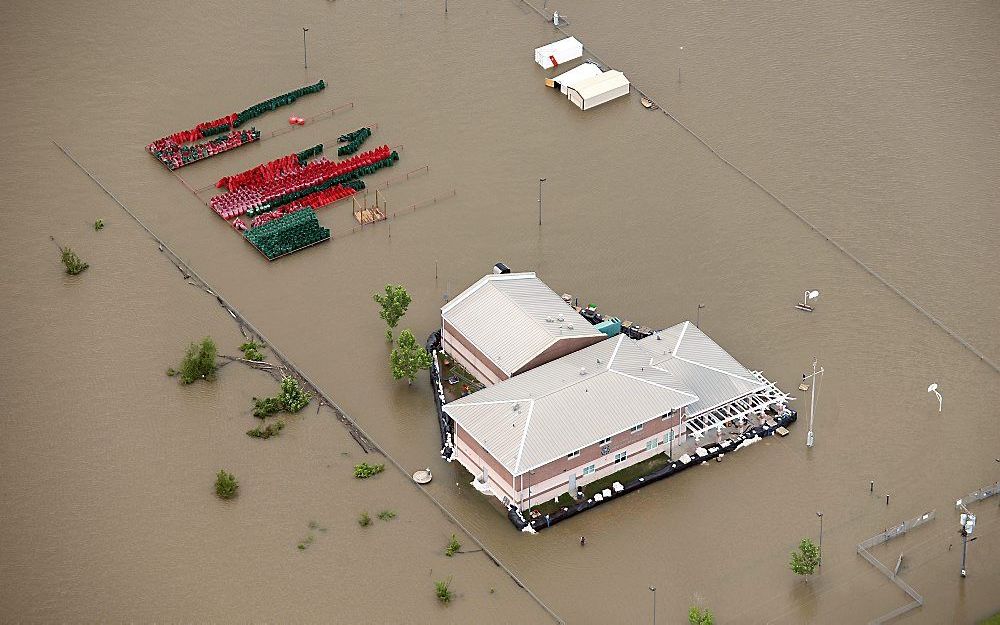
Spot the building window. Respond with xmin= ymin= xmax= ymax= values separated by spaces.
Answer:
xmin=567 ymin=449 xmax=580 ymax=459
xmin=631 ymin=423 xmax=644 ymax=433
xmin=598 ymin=436 xmax=612 ymax=445
xmin=664 ymin=430 xmax=675 ymax=443
xmin=645 ymin=438 xmax=658 ymax=452
xmin=614 ymin=451 xmax=627 ymax=464
xmin=582 ymin=464 xmax=596 ymax=475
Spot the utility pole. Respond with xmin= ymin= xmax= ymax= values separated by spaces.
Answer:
xmin=538 ymin=178 xmax=546 ymax=226
xmin=803 ymin=357 xmax=824 ymax=447
xmin=302 ymin=28 xmax=309 ymax=69
xmin=696 ymin=303 xmax=705 ymax=328
xmin=648 ymin=586 xmax=656 ymax=625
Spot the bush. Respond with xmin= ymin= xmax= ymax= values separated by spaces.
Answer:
xmin=60 ymin=247 xmax=89 ymax=275
xmin=239 ymin=340 xmax=265 ymax=361
xmin=378 ymin=510 xmax=397 ymax=521
xmin=445 ymin=534 xmax=461 ymax=557
xmin=689 ymin=606 xmax=714 ymax=625
xmin=435 ymin=578 xmax=453 ymax=604
xmin=252 ymin=376 xmax=311 ymax=417
xmin=215 ymin=469 xmax=238 ymax=499
xmin=93 ymin=219 xmax=104 ymax=231
xmin=354 ymin=463 xmax=385 ymax=479
xmin=247 ymin=420 xmax=285 ymax=439
xmin=179 ymin=337 xmax=217 ymax=384
xmin=358 ymin=511 xmax=372 ymax=527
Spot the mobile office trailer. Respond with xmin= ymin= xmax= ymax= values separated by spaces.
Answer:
xmin=534 ymin=37 xmax=583 ymax=69
xmin=545 ymin=62 xmax=603 ymax=94
xmin=567 ymin=70 xmax=630 ymax=110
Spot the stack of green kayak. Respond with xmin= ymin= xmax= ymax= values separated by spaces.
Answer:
xmin=244 ymin=208 xmax=330 ymax=260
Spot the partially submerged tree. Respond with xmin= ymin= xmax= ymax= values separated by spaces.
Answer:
xmin=373 ymin=284 xmax=412 ymax=341
xmin=179 ymin=337 xmax=218 ymax=384
xmin=215 ymin=469 xmax=238 ymax=499
xmin=790 ymin=538 xmax=821 ymax=580
xmin=390 ymin=329 xmax=432 ymax=385
xmin=435 ymin=578 xmax=453 ymax=604
xmin=688 ymin=606 xmax=714 ymax=625
xmin=60 ymin=246 xmax=89 ymax=275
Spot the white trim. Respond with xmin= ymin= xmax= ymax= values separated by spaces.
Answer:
xmin=607 ymin=334 xmax=624 ymax=369
xmin=674 ymin=320 xmax=689 ymax=355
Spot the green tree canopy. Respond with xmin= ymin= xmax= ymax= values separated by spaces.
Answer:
xmin=373 ymin=284 xmax=412 ymax=330
xmin=180 ymin=337 xmax=218 ymax=384
xmin=390 ymin=329 xmax=432 ymax=385
xmin=790 ymin=537 xmax=821 ymax=579
xmin=688 ymin=606 xmax=714 ymax=625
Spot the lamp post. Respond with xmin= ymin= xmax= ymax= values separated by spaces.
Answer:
xmin=302 ymin=28 xmax=309 ymax=69
xmin=696 ymin=303 xmax=705 ymax=328
xmin=802 ymin=357 xmax=824 ymax=447
xmin=678 ymin=46 xmax=684 ymax=83
xmin=538 ymin=178 xmax=546 ymax=226
xmin=959 ymin=512 xmax=976 ymax=577
xmin=927 ymin=383 xmax=942 ymax=412
xmin=796 ymin=289 xmax=820 ymax=312
xmin=816 ymin=511 xmax=824 ymax=567
xmin=648 ymin=586 xmax=656 ymax=625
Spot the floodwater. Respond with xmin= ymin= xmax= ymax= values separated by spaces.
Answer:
xmin=1 ymin=0 xmax=998 ymax=623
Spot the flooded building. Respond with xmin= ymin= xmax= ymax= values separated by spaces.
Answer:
xmin=440 ymin=273 xmax=789 ymax=514
xmin=440 ymin=272 xmax=605 ymax=386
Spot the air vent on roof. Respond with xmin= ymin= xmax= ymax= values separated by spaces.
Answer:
xmin=567 ymin=323 xmax=574 ymax=330
xmin=580 ymin=367 xmax=587 ymax=376
xmin=557 ymin=314 xmax=565 ymax=322
xmin=656 ymin=332 xmax=662 ymax=340
xmin=513 ymin=403 xmax=521 ymax=412
xmin=546 ymin=316 xmax=554 ymax=323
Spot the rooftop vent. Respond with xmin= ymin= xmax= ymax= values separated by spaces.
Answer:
xmin=567 ymin=323 xmax=574 ymax=330
xmin=580 ymin=367 xmax=587 ymax=376
xmin=546 ymin=316 xmax=554 ymax=322
xmin=513 ymin=402 xmax=521 ymax=412
xmin=557 ymin=314 xmax=565 ymax=322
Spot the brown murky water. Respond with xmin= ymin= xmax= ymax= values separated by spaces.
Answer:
xmin=1 ymin=0 xmax=998 ymax=623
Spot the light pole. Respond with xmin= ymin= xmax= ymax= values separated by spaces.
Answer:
xmin=696 ymin=303 xmax=705 ymax=328
xmin=678 ymin=46 xmax=683 ymax=83
xmin=927 ymin=383 xmax=942 ymax=412
xmin=796 ymin=289 xmax=820 ymax=312
xmin=816 ymin=511 xmax=824 ymax=567
xmin=959 ymin=512 xmax=976 ymax=577
xmin=648 ymin=586 xmax=656 ymax=625
xmin=802 ymin=357 xmax=824 ymax=447
xmin=538 ymin=178 xmax=546 ymax=226
xmin=302 ymin=28 xmax=309 ymax=69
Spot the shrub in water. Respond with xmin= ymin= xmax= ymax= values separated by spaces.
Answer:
xmin=354 ymin=463 xmax=385 ymax=479
xmin=239 ymin=340 xmax=265 ymax=361
xmin=445 ymin=534 xmax=461 ymax=557
xmin=60 ymin=247 xmax=89 ymax=275
xmin=179 ymin=337 xmax=217 ymax=384
xmin=215 ymin=469 xmax=238 ymax=499
xmin=378 ymin=510 xmax=396 ymax=521
xmin=435 ymin=578 xmax=453 ymax=604
xmin=358 ymin=511 xmax=372 ymax=527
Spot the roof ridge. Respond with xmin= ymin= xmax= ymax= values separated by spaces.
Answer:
xmin=512 ymin=400 xmax=536 ymax=474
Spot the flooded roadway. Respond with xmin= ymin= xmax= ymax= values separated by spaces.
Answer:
xmin=1 ymin=0 xmax=997 ymax=623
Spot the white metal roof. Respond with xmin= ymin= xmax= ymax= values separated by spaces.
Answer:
xmin=568 ymin=70 xmax=629 ymax=100
xmin=444 ymin=335 xmax=698 ymax=476
xmin=638 ymin=321 xmax=766 ymax=416
xmin=534 ymin=37 xmax=583 ymax=69
xmin=550 ymin=62 xmax=603 ymax=93
xmin=441 ymin=272 xmax=604 ymax=376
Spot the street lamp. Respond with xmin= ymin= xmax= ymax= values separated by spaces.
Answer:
xmin=816 ymin=511 xmax=824 ymax=567
xmin=538 ymin=178 xmax=547 ymax=226
xmin=678 ymin=46 xmax=684 ymax=83
xmin=795 ymin=289 xmax=820 ymax=312
xmin=927 ymin=383 xmax=942 ymax=412
xmin=302 ymin=28 xmax=309 ymax=69
xmin=959 ymin=512 xmax=976 ymax=577
xmin=802 ymin=357 xmax=824 ymax=447
xmin=648 ymin=586 xmax=656 ymax=625
xmin=696 ymin=303 xmax=706 ymax=328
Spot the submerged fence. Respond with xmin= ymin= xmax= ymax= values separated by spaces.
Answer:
xmin=856 ymin=510 xmax=935 ymax=624
xmin=955 ymin=481 xmax=1000 ymax=509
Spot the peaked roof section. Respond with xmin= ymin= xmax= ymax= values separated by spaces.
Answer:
xmin=444 ymin=335 xmax=697 ymax=476
xmin=441 ymin=272 xmax=605 ymax=376
xmin=638 ymin=321 xmax=765 ymax=416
